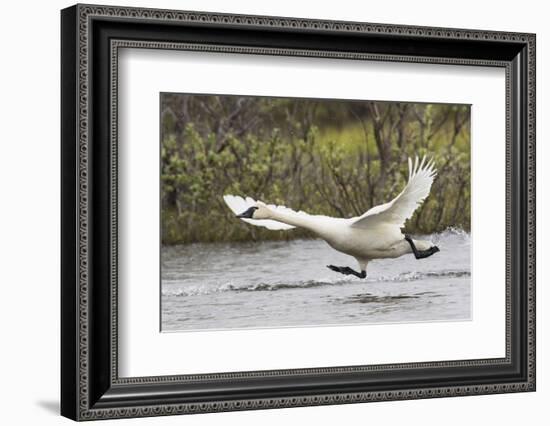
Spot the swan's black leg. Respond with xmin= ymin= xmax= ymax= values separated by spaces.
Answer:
xmin=327 ymin=265 xmax=366 ymax=278
xmin=404 ymin=235 xmax=440 ymax=259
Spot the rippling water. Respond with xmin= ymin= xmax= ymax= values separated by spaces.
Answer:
xmin=161 ymin=229 xmax=471 ymax=331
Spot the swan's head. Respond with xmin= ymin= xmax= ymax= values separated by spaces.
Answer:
xmin=236 ymin=202 xmax=271 ymax=220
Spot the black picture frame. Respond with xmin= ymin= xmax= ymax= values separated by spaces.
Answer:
xmin=61 ymin=3 xmax=536 ymax=421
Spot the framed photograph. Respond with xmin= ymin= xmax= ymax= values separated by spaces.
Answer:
xmin=61 ymin=4 xmax=536 ymax=421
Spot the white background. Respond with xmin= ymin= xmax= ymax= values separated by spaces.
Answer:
xmin=0 ymin=0 xmax=546 ymax=425
xmin=119 ymin=50 xmax=505 ymax=376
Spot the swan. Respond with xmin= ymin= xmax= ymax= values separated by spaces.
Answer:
xmin=223 ymin=156 xmax=440 ymax=278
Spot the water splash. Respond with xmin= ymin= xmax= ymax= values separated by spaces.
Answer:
xmin=162 ymin=269 xmax=470 ymax=297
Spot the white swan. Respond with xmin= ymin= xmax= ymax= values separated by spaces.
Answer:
xmin=223 ymin=156 xmax=439 ymax=278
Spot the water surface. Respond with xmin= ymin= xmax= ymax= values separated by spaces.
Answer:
xmin=161 ymin=229 xmax=471 ymax=331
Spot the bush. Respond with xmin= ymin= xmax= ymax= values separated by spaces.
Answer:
xmin=160 ymin=95 xmax=470 ymax=244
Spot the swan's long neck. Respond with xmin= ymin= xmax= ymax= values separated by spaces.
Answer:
xmin=268 ymin=209 xmax=318 ymax=232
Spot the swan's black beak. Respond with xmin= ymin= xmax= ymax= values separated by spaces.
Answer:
xmin=236 ymin=206 xmax=258 ymax=219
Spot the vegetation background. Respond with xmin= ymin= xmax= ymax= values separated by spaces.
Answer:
xmin=160 ymin=94 xmax=470 ymax=244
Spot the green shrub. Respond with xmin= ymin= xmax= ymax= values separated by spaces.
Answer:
xmin=160 ymin=95 xmax=470 ymax=244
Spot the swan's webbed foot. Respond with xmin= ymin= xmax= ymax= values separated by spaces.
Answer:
xmin=327 ymin=265 xmax=367 ymax=279
xmin=404 ymin=235 xmax=440 ymax=260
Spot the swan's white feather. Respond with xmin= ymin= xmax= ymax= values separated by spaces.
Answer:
xmin=223 ymin=195 xmax=296 ymax=230
xmin=351 ymin=156 xmax=437 ymax=229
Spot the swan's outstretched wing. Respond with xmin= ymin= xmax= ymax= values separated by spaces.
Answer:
xmin=351 ymin=156 xmax=437 ymax=229
xmin=223 ymin=195 xmax=297 ymax=231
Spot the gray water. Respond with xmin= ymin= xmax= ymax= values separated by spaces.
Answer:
xmin=161 ymin=229 xmax=471 ymax=332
